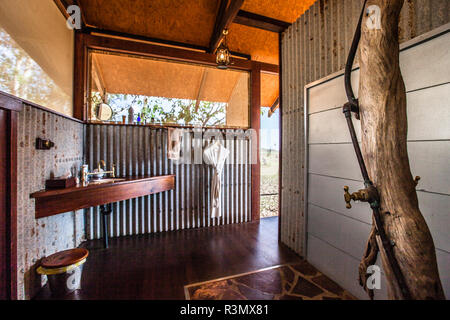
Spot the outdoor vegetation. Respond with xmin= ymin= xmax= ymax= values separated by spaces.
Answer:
xmin=91 ymin=92 xmax=227 ymax=127
xmin=0 ymin=27 xmax=70 ymax=114
xmin=260 ymin=147 xmax=279 ymax=218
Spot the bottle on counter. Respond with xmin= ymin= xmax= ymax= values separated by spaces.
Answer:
xmin=81 ymin=164 xmax=89 ymax=185
xmin=128 ymin=107 xmax=134 ymax=124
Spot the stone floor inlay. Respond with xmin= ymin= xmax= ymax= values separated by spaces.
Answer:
xmin=185 ymin=260 xmax=356 ymax=300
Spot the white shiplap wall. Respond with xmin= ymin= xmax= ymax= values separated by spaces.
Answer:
xmin=280 ymin=0 xmax=449 ymax=258
xmin=305 ymin=28 xmax=450 ymax=299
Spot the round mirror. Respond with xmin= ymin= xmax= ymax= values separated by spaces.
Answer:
xmin=94 ymin=103 xmax=113 ymax=121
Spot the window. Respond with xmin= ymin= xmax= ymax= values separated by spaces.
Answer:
xmin=0 ymin=0 xmax=73 ymax=115
xmin=88 ymin=51 xmax=250 ymax=128
xmin=0 ymin=27 xmax=71 ymax=114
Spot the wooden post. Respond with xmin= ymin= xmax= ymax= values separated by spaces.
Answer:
xmin=74 ymin=31 xmax=87 ymax=121
xmin=358 ymin=0 xmax=445 ymax=299
xmin=278 ymin=33 xmax=283 ymax=241
xmin=0 ymin=92 xmax=21 ymax=300
xmin=251 ymin=63 xmax=261 ymax=221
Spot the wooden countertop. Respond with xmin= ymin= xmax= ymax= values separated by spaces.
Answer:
xmin=31 ymin=175 xmax=175 ymax=219
xmin=31 ymin=175 xmax=174 ymax=198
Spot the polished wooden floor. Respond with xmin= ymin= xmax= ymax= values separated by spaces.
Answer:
xmin=36 ymin=217 xmax=302 ymax=300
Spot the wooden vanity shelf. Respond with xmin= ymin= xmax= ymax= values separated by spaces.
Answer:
xmin=30 ymin=175 xmax=175 ymax=219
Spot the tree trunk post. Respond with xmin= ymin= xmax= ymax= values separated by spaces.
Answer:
xmin=358 ymin=0 xmax=445 ymax=299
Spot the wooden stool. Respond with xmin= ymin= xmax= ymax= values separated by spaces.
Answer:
xmin=38 ymin=248 xmax=89 ymax=297
xmin=41 ymin=248 xmax=89 ymax=269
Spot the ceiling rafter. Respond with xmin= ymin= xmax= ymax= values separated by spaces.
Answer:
xmin=268 ymin=97 xmax=279 ymax=117
xmin=226 ymin=73 xmax=242 ymax=104
xmin=209 ymin=0 xmax=245 ymax=53
xmin=84 ymin=27 xmax=252 ymax=60
xmin=194 ymin=68 xmax=208 ymax=111
xmin=234 ymin=10 xmax=291 ymax=33
xmin=53 ymin=0 xmax=73 ymax=19
xmin=210 ymin=0 xmax=229 ymax=49
xmin=91 ymin=54 xmax=106 ymax=100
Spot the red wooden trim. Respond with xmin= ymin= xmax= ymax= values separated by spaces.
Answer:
xmin=74 ymin=32 xmax=278 ymax=122
xmin=7 ymin=111 xmax=18 ymax=300
xmin=0 ymin=92 xmax=19 ymax=299
xmin=83 ymin=33 xmax=278 ymax=73
xmin=0 ymin=110 xmax=7 ymax=299
xmin=0 ymin=92 xmax=22 ymax=112
xmin=86 ymin=33 xmax=278 ymax=74
xmin=0 ymin=90 xmax=83 ymax=123
xmin=84 ymin=33 xmax=254 ymax=71
xmin=74 ymin=31 xmax=88 ymax=121
xmin=251 ymin=63 xmax=261 ymax=221
xmin=260 ymin=63 xmax=279 ymax=75
xmin=0 ymin=109 xmax=18 ymax=300
xmin=278 ymin=34 xmax=283 ymax=241
xmin=86 ymin=27 xmax=251 ymax=60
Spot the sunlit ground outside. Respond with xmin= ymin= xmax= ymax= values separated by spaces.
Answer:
xmin=260 ymin=108 xmax=279 ymax=218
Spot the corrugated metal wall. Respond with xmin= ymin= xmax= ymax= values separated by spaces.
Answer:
xmin=85 ymin=124 xmax=251 ymax=239
xmin=280 ymin=0 xmax=450 ymax=256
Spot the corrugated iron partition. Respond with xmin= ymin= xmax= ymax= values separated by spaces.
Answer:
xmin=85 ymin=124 xmax=251 ymax=239
xmin=280 ymin=0 xmax=450 ymax=256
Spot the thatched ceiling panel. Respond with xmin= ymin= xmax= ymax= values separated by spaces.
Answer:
xmin=76 ymin=0 xmax=316 ymax=65
xmin=242 ymin=0 xmax=316 ymax=23
xmin=92 ymin=52 xmax=250 ymax=103
xmin=228 ymin=24 xmax=279 ymax=65
xmin=261 ymin=73 xmax=279 ymax=108
xmin=78 ymin=0 xmax=218 ymax=47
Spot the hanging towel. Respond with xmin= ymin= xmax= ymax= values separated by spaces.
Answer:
xmin=203 ymin=141 xmax=229 ymax=218
xmin=168 ymin=128 xmax=183 ymax=160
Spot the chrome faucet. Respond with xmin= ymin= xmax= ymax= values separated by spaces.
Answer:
xmin=81 ymin=160 xmax=115 ymax=184
xmin=98 ymin=160 xmax=106 ymax=172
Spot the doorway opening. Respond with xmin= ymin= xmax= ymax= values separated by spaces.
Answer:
xmin=260 ymin=107 xmax=279 ymax=218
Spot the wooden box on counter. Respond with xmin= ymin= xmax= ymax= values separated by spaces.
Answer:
xmin=45 ymin=177 xmax=77 ymax=190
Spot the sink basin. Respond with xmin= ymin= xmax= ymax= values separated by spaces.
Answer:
xmin=88 ymin=178 xmax=126 ymax=185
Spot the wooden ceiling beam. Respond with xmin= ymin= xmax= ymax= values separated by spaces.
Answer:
xmin=84 ymin=34 xmax=254 ymax=71
xmin=268 ymin=97 xmax=279 ymax=117
xmin=209 ymin=0 xmax=245 ymax=53
xmin=53 ymin=0 xmax=76 ymax=19
xmin=234 ymin=10 xmax=291 ymax=33
xmin=210 ymin=0 xmax=229 ymax=51
xmin=85 ymin=26 xmax=251 ymax=60
xmin=258 ymin=62 xmax=279 ymax=75
xmin=83 ymin=34 xmax=278 ymax=74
